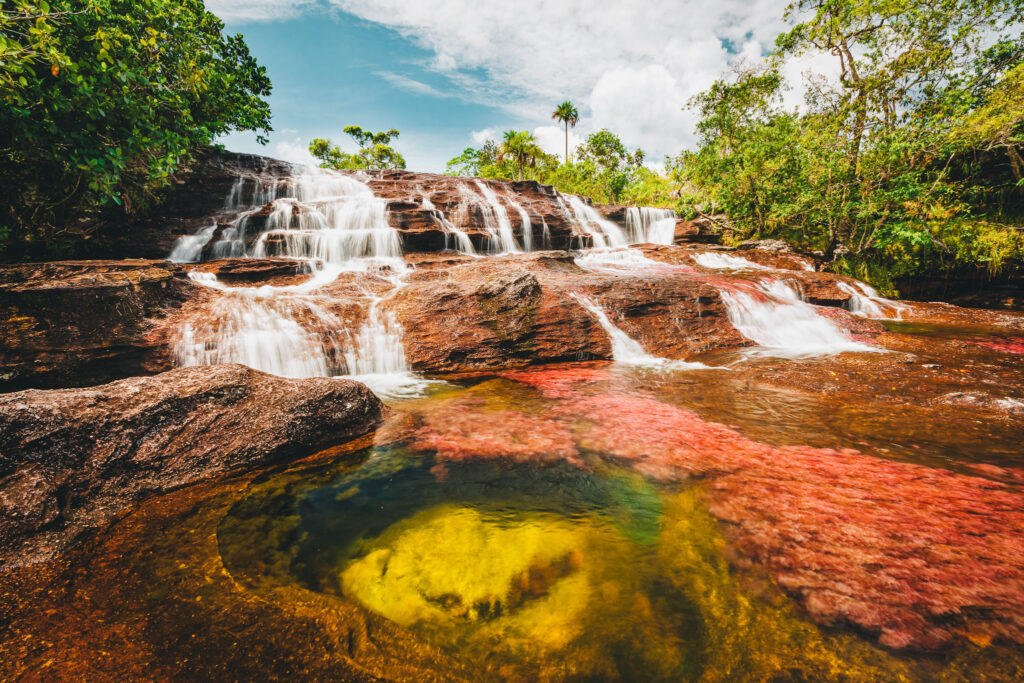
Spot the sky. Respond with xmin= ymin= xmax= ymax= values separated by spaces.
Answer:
xmin=209 ymin=0 xmax=795 ymax=172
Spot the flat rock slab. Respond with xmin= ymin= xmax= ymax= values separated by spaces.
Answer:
xmin=0 ymin=364 xmax=386 ymax=567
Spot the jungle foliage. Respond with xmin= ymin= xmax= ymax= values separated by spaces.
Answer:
xmin=0 ymin=0 xmax=272 ymax=259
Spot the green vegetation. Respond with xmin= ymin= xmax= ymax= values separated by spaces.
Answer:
xmin=449 ymin=0 xmax=1024 ymax=289
xmin=309 ymin=125 xmax=407 ymax=171
xmin=1 ymin=0 xmax=271 ymax=259
xmin=683 ymin=0 xmax=1024 ymax=287
xmin=447 ymin=128 xmax=653 ymax=205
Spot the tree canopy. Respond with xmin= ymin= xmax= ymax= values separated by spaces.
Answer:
xmin=1 ymin=0 xmax=272 ymax=259
xmin=309 ymin=125 xmax=407 ymax=171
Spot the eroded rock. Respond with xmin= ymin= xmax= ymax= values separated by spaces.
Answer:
xmin=0 ymin=364 xmax=386 ymax=567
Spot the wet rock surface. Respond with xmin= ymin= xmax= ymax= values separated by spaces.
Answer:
xmin=0 ymin=364 xmax=386 ymax=567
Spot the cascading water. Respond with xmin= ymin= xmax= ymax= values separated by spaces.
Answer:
xmin=837 ymin=281 xmax=908 ymax=319
xmin=574 ymin=247 xmax=692 ymax=276
xmin=472 ymin=180 xmax=523 ymax=253
xmin=719 ymin=279 xmax=878 ymax=357
xmin=559 ymin=194 xmax=629 ymax=248
xmin=625 ymin=207 xmax=676 ymax=245
xmin=170 ymin=166 xmax=429 ymax=397
xmin=422 ymin=195 xmax=475 ymax=254
xmin=693 ymin=252 xmax=774 ymax=271
xmin=571 ymin=293 xmax=709 ymax=369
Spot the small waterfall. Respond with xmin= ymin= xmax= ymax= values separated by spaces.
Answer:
xmin=168 ymin=223 xmax=218 ymax=264
xmin=473 ymin=180 xmax=522 ymax=253
xmin=625 ymin=207 xmax=676 ymax=245
xmin=719 ymin=279 xmax=878 ymax=357
xmin=515 ymin=205 xmax=533 ymax=251
xmin=422 ymin=195 xmax=475 ymax=254
xmin=693 ymin=252 xmax=774 ymax=271
xmin=337 ymin=290 xmax=429 ymax=398
xmin=559 ymin=194 xmax=629 ymax=248
xmin=837 ymin=281 xmax=908 ymax=319
xmin=571 ymin=293 xmax=709 ymax=369
xmin=174 ymin=274 xmax=341 ymax=378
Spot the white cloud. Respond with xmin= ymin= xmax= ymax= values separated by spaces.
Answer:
xmin=532 ymin=125 xmax=582 ymax=160
xmin=375 ymin=71 xmax=451 ymax=98
xmin=327 ymin=0 xmax=791 ymax=157
xmin=470 ymin=127 xmax=499 ymax=145
xmin=274 ymin=137 xmax=318 ymax=166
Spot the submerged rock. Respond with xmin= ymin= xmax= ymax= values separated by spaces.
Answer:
xmin=0 ymin=364 xmax=386 ymax=567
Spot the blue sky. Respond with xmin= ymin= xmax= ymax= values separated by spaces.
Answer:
xmin=212 ymin=0 xmax=796 ymax=172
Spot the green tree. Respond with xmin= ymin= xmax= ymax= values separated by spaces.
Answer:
xmin=551 ymin=100 xmax=579 ymax=163
xmin=309 ymin=125 xmax=406 ymax=171
xmin=684 ymin=0 xmax=1024 ymax=286
xmin=1 ymin=0 xmax=272 ymax=259
xmin=498 ymin=130 xmax=544 ymax=181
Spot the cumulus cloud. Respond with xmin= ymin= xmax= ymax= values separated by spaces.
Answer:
xmin=212 ymin=0 xmax=816 ymax=160
xmin=470 ymin=127 xmax=499 ymax=145
xmin=326 ymin=0 xmax=791 ymax=156
xmin=532 ymin=125 xmax=583 ymax=159
xmin=274 ymin=137 xmax=318 ymax=166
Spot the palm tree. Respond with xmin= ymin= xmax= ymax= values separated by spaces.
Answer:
xmin=551 ymin=100 xmax=579 ymax=164
xmin=498 ymin=130 xmax=544 ymax=181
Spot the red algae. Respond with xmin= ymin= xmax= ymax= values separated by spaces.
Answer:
xmin=495 ymin=366 xmax=617 ymax=399
xmin=408 ymin=406 xmax=580 ymax=467
xmin=967 ymin=337 xmax=1024 ymax=355
xmin=563 ymin=392 xmax=1024 ymax=651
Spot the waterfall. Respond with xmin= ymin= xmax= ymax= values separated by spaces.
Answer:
xmin=422 ymin=195 xmax=475 ymax=254
xmin=625 ymin=207 xmax=676 ymax=245
xmin=559 ymin=194 xmax=629 ymax=248
xmin=170 ymin=166 xmax=430 ymax=397
xmin=168 ymin=223 xmax=218 ymax=264
xmin=719 ymin=279 xmax=878 ymax=357
xmin=693 ymin=252 xmax=774 ymax=271
xmin=837 ymin=281 xmax=908 ymax=319
xmin=173 ymin=273 xmax=342 ymax=378
xmin=472 ymin=180 xmax=522 ymax=253
xmin=515 ymin=205 xmax=533 ymax=251
xmin=571 ymin=293 xmax=709 ymax=369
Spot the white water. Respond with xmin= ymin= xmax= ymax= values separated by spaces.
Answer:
xmin=170 ymin=166 xmax=431 ymax=397
xmin=625 ymin=207 xmax=676 ymax=245
xmin=559 ymin=194 xmax=629 ymax=248
xmin=473 ymin=180 xmax=523 ymax=253
xmin=571 ymin=293 xmax=710 ymax=369
xmin=837 ymin=281 xmax=909 ymax=319
xmin=422 ymin=195 xmax=475 ymax=255
xmin=693 ymin=252 xmax=775 ymax=271
xmin=574 ymin=247 xmax=689 ymax=276
xmin=719 ymin=279 xmax=878 ymax=357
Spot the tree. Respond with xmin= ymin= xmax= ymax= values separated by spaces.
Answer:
xmin=683 ymin=0 xmax=1024 ymax=287
xmin=309 ymin=125 xmax=406 ymax=171
xmin=551 ymin=100 xmax=579 ymax=163
xmin=1 ymin=0 xmax=272 ymax=259
xmin=497 ymin=130 xmax=544 ymax=182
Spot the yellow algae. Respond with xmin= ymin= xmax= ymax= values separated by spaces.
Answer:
xmin=339 ymin=505 xmax=592 ymax=634
xmin=659 ymin=487 xmax=911 ymax=682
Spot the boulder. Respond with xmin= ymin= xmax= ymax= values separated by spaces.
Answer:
xmin=0 ymin=364 xmax=386 ymax=567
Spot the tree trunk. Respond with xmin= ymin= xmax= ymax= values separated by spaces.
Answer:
xmin=564 ymin=121 xmax=569 ymax=164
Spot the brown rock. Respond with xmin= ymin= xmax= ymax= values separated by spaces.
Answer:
xmin=0 ymin=364 xmax=386 ymax=567
xmin=0 ymin=260 xmax=189 ymax=391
